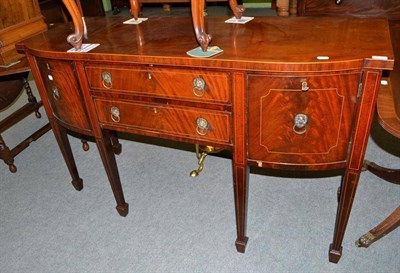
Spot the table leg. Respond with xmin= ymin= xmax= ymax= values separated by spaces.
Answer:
xmin=95 ymin=129 xmax=129 ymax=217
xmin=329 ymin=70 xmax=382 ymax=263
xmin=233 ymin=162 xmax=249 ymax=252
xmin=232 ymin=72 xmax=249 ymax=252
xmin=51 ymin=122 xmax=83 ymax=191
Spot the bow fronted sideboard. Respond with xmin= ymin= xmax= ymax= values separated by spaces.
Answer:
xmin=16 ymin=13 xmax=394 ymax=263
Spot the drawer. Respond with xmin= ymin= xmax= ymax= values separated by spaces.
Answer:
xmin=94 ymin=98 xmax=231 ymax=144
xmin=247 ymin=73 xmax=360 ymax=165
xmin=85 ymin=65 xmax=230 ymax=103
xmin=36 ymin=58 xmax=91 ymax=131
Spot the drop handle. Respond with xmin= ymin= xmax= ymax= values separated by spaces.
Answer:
xmin=102 ymin=71 xmax=112 ymax=89
xmin=196 ymin=117 xmax=210 ymax=136
xmin=293 ymin=114 xmax=308 ymax=135
xmin=193 ymin=77 xmax=206 ymax=97
xmin=110 ymin=106 xmax=120 ymax=122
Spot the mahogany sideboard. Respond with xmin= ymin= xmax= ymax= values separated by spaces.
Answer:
xmin=16 ymin=15 xmax=394 ymax=263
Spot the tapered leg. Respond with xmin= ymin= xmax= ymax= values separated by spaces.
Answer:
xmin=95 ymin=129 xmax=128 ymax=217
xmin=233 ymin=162 xmax=249 ymax=252
xmin=329 ymin=171 xmax=360 ymax=263
xmin=232 ymin=72 xmax=248 ymax=252
xmin=51 ymin=122 xmax=83 ymax=191
xmin=329 ymin=70 xmax=382 ymax=263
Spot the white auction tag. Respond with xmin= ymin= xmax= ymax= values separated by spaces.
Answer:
xmin=67 ymin=44 xmax=100 ymax=53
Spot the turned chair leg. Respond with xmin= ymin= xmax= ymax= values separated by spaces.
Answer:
xmin=0 ymin=134 xmax=17 ymax=173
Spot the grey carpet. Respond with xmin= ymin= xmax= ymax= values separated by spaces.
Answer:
xmin=1 ymin=4 xmax=399 ymax=273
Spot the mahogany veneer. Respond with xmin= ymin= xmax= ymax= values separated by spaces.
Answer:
xmin=17 ymin=15 xmax=394 ymax=263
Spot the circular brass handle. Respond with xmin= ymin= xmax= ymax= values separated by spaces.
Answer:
xmin=193 ymin=77 xmax=206 ymax=97
xmin=52 ymin=86 xmax=60 ymax=100
xmin=102 ymin=71 xmax=112 ymax=89
xmin=110 ymin=106 xmax=120 ymax=122
xmin=293 ymin=114 xmax=308 ymax=135
xmin=196 ymin=117 xmax=209 ymax=136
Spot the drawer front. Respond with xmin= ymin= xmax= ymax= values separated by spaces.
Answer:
xmin=248 ymin=73 xmax=360 ymax=165
xmin=86 ymin=65 xmax=230 ymax=103
xmin=94 ymin=99 xmax=231 ymax=144
xmin=36 ymin=58 xmax=91 ymax=131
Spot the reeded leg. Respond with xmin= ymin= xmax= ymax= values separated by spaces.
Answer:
xmin=191 ymin=0 xmax=212 ymax=52
xmin=355 ymin=206 xmax=400 ymax=248
xmin=96 ymin=129 xmax=128 ymax=217
xmin=51 ymin=122 xmax=83 ymax=191
xmin=233 ymin=162 xmax=249 ymax=253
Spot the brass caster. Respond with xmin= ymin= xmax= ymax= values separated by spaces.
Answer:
xmin=190 ymin=144 xmax=222 ymax=177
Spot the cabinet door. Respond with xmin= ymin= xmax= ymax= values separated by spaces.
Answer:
xmin=247 ymin=72 xmax=361 ymax=168
xmin=36 ymin=58 xmax=91 ymax=132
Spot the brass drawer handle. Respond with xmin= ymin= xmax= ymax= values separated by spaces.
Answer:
xmin=110 ymin=106 xmax=120 ymax=122
xmin=196 ymin=117 xmax=210 ymax=136
xmin=102 ymin=71 xmax=112 ymax=89
xmin=52 ymin=86 xmax=60 ymax=100
xmin=193 ymin=77 xmax=206 ymax=97
xmin=293 ymin=114 xmax=308 ymax=135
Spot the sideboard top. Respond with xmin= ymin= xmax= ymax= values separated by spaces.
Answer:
xmin=17 ymin=16 xmax=394 ymax=72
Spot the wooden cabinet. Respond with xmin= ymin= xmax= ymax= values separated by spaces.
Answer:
xmin=17 ymin=16 xmax=394 ymax=263
xmin=0 ymin=0 xmax=47 ymax=64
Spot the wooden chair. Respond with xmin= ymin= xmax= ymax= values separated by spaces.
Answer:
xmin=0 ymin=58 xmax=51 ymax=172
xmin=355 ymin=20 xmax=400 ymax=248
